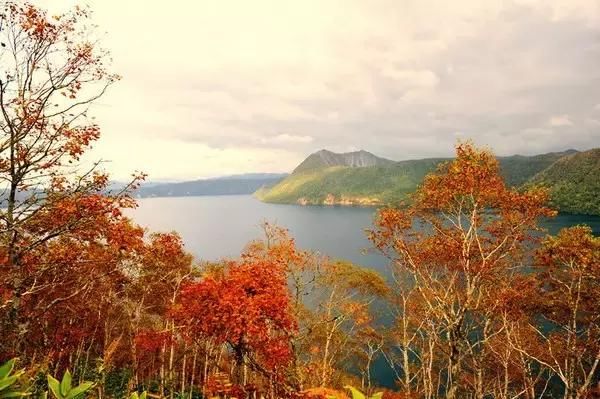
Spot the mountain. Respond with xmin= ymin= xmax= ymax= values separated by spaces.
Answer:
xmin=497 ymin=150 xmax=579 ymax=186
xmin=293 ymin=149 xmax=394 ymax=173
xmin=257 ymin=157 xmax=444 ymax=206
xmin=526 ymin=149 xmax=600 ymax=215
xmin=256 ymin=148 xmax=600 ymax=214
xmin=136 ymin=173 xmax=287 ymax=198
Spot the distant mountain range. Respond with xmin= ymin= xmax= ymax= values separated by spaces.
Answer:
xmin=256 ymin=148 xmax=600 ymax=215
xmin=135 ymin=173 xmax=287 ymax=198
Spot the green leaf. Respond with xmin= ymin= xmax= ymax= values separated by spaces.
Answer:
xmin=65 ymin=382 xmax=93 ymax=399
xmin=0 ymin=360 xmax=15 ymax=380
xmin=0 ymin=376 xmax=19 ymax=391
xmin=344 ymin=386 xmax=366 ymax=399
xmin=47 ymin=375 xmax=62 ymax=399
xmin=139 ymin=393 xmax=146 ymax=399
xmin=59 ymin=371 xmax=71 ymax=397
xmin=0 ymin=391 xmax=30 ymax=398
xmin=369 ymin=393 xmax=383 ymax=399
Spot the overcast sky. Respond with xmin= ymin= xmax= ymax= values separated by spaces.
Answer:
xmin=39 ymin=0 xmax=600 ymax=180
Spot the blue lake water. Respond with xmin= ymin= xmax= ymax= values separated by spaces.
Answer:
xmin=128 ymin=195 xmax=600 ymax=268
xmin=126 ymin=194 xmax=600 ymax=388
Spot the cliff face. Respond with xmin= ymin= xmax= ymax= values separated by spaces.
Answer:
xmin=297 ymin=194 xmax=382 ymax=207
xmin=292 ymin=149 xmax=394 ymax=173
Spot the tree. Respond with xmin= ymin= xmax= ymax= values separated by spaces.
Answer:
xmin=173 ymin=252 xmax=297 ymax=395
xmin=243 ymin=224 xmax=389 ymax=392
xmin=0 ymin=1 xmax=144 ymax=353
xmin=509 ymin=226 xmax=600 ymax=399
xmin=308 ymin=260 xmax=388 ymax=388
xmin=0 ymin=1 xmax=125 ymax=265
xmin=369 ymin=143 xmax=555 ymax=398
xmin=242 ymin=223 xmax=324 ymax=391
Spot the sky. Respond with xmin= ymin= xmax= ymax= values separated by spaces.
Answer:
xmin=37 ymin=0 xmax=600 ymax=181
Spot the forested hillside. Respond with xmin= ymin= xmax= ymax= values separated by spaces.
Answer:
xmin=257 ymin=158 xmax=445 ymax=205
xmin=257 ymin=148 xmax=598 ymax=213
xmin=497 ymin=150 xmax=578 ymax=186
xmin=527 ymin=149 xmax=600 ymax=214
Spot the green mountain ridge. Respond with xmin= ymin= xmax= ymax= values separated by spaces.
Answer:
xmin=526 ymin=149 xmax=600 ymax=215
xmin=256 ymin=148 xmax=599 ymax=215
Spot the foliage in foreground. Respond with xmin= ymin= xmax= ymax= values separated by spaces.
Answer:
xmin=0 ymin=359 xmax=95 ymax=399
xmin=47 ymin=371 xmax=94 ymax=399
xmin=0 ymin=359 xmax=28 ymax=398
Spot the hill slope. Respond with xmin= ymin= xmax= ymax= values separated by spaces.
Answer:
xmin=136 ymin=173 xmax=287 ymax=198
xmin=257 ymin=158 xmax=445 ymax=205
xmin=257 ymin=149 xmax=599 ymax=214
xmin=526 ymin=149 xmax=600 ymax=215
xmin=497 ymin=150 xmax=578 ymax=186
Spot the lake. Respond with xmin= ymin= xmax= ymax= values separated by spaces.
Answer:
xmin=126 ymin=194 xmax=600 ymax=388
xmin=128 ymin=194 xmax=600 ymax=270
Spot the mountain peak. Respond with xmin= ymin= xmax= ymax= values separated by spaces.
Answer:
xmin=293 ymin=149 xmax=394 ymax=173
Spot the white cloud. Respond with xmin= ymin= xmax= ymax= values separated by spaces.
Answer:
xmin=32 ymin=0 xmax=600 ymax=179
xmin=548 ymin=115 xmax=574 ymax=127
xmin=267 ymin=134 xmax=314 ymax=144
xmin=522 ymin=127 xmax=553 ymax=136
xmin=84 ymin=136 xmax=303 ymax=180
xmin=585 ymin=118 xmax=600 ymax=127
xmin=380 ymin=68 xmax=440 ymax=88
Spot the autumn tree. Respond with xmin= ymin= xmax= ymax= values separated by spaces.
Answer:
xmin=173 ymin=251 xmax=297 ymax=397
xmin=0 ymin=1 xmax=146 ymax=352
xmin=244 ymin=224 xmax=389 ymax=392
xmin=369 ymin=143 xmax=555 ymax=398
xmin=0 ymin=1 xmax=126 ymax=264
xmin=306 ymin=260 xmax=388 ymax=389
xmin=242 ymin=223 xmax=324 ymax=391
xmin=508 ymin=226 xmax=600 ymax=399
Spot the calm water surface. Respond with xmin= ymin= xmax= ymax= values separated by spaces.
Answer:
xmin=128 ymin=194 xmax=600 ymax=269
xmin=127 ymin=195 xmax=385 ymax=266
xmin=126 ymin=195 xmax=600 ymax=388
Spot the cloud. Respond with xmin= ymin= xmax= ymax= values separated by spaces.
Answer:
xmin=548 ymin=115 xmax=574 ymax=126
xmin=264 ymin=134 xmax=314 ymax=144
xmin=585 ymin=118 xmax=600 ymax=127
xmin=34 ymin=0 xmax=600 ymax=179
xmin=380 ymin=68 xmax=440 ymax=88
xmin=521 ymin=127 xmax=553 ymax=136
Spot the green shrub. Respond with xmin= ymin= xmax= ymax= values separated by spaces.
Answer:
xmin=344 ymin=386 xmax=383 ymax=399
xmin=46 ymin=370 xmax=94 ymax=399
xmin=104 ymin=369 xmax=132 ymax=399
xmin=0 ymin=358 xmax=28 ymax=398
